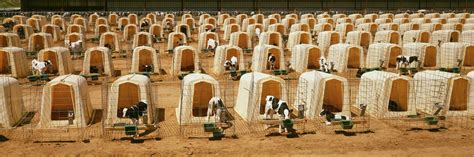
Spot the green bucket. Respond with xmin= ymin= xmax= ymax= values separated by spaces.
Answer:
xmin=424 ymin=116 xmax=439 ymax=125
xmin=273 ymin=70 xmax=281 ymax=75
xmin=409 ymin=68 xmax=419 ymax=74
xmin=204 ymin=123 xmax=217 ymax=132
xmin=282 ymin=119 xmax=294 ymax=128
xmin=124 ymin=125 xmax=138 ymax=135
xmin=212 ymin=130 xmax=223 ymax=137
xmin=341 ymin=120 xmax=354 ymax=129
xmin=90 ymin=74 xmax=99 ymax=80
xmin=452 ymin=67 xmax=461 ymax=73
xmin=407 ymin=115 xmax=419 ymax=118
xmin=40 ymin=74 xmax=49 ymax=81
xmin=27 ymin=76 xmax=38 ymax=82
xmin=400 ymin=68 xmax=409 ymax=75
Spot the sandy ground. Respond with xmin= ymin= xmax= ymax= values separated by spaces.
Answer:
xmin=0 ymin=16 xmax=474 ymax=156
xmin=2 ymin=126 xmax=474 ymax=156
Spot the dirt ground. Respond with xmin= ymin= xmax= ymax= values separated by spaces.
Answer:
xmin=2 ymin=126 xmax=474 ymax=156
xmin=1 ymin=17 xmax=474 ymax=156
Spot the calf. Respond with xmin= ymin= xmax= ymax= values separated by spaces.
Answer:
xmin=396 ymin=55 xmax=419 ymax=69
xmin=388 ymin=100 xmax=398 ymax=111
xmin=319 ymin=56 xmax=330 ymax=73
xmin=264 ymin=95 xmax=279 ymax=119
xmin=319 ymin=105 xmax=347 ymax=125
xmin=207 ymin=97 xmax=227 ymax=122
xmin=268 ymin=53 xmax=276 ymax=70
xmin=122 ymin=101 xmax=148 ymax=125
xmin=31 ymin=59 xmax=52 ymax=75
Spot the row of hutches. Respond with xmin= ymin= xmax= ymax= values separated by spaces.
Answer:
xmin=1 ymin=11 xmax=474 ymax=129
xmin=0 ymin=36 xmax=472 ymax=80
xmin=2 ymin=12 xmax=474 ymax=76
xmin=0 ymin=69 xmax=473 ymax=128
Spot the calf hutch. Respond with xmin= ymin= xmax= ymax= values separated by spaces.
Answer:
xmin=94 ymin=24 xmax=109 ymax=38
xmin=51 ymin=16 xmax=64 ymax=27
xmin=414 ymin=70 xmax=473 ymax=116
xmin=317 ymin=31 xmax=341 ymax=55
xmin=0 ymin=77 xmax=24 ymax=128
xmin=402 ymin=30 xmax=431 ymax=44
xmin=421 ymin=23 xmax=442 ymax=32
xmin=461 ymin=30 xmax=474 ymax=44
xmin=223 ymin=24 xmax=240 ymax=41
xmin=335 ymin=23 xmax=354 ymax=37
xmin=28 ymin=33 xmax=53 ymax=52
xmin=263 ymin=18 xmax=278 ymax=31
xmin=149 ymin=24 xmax=164 ymax=41
xmin=41 ymin=24 xmax=62 ymax=42
xmin=258 ymin=31 xmax=283 ymax=49
xmin=175 ymin=24 xmax=191 ymax=39
xmin=431 ymin=30 xmax=460 ymax=47
xmin=38 ymin=47 xmax=73 ymax=75
xmin=374 ymin=30 xmax=401 ymax=45
xmin=197 ymin=32 xmax=219 ymax=53
xmin=356 ymin=71 xmax=416 ymax=118
xmin=251 ymin=44 xmax=286 ymax=72
xmin=437 ymin=42 xmax=474 ymax=69
xmin=400 ymin=43 xmax=436 ymax=68
xmin=213 ymin=45 xmax=245 ymax=75
xmin=38 ymin=75 xmax=92 ymax=128
xmin=287 ymin=31 xmax=312 ymax=50
xmin=65 ymin=33 xmax=86 ymax=50
xmin=105 ymin=74 xmax=154 ymax=127
xmin=13 ymin=24 xmax=34 ymax=40
xmin=365 ymin=43 xmax=402 ymax=69
xmin=66 ymin=24 xmax=86 ymax=35
xmin=0 ymin=33 xmax=20 ymax=48
xmin=132 ymin=32 xmax=152 ymax=49
xmin=167 ymin=32 xmax=187 ymax=51
xmin=289 ymin=44 xmax=322 ymax=73
xmin=234 ymin=72 xmax=287 ymax=121
xmin=246 ymin=24 xmax=264 ymax=41
xmin=198 ymin=24 xmax=215 ymax=35
xmin=0 ymin=47 xmax=29 ymax=78
xmin=294 ymin=71 xmax=351 ymax=119
xmin=355 ymin=23 xmax=377 ymax=35
xmin=172 ymin=46 xmax=200 ymax=76
xmin=290 ymin=23 xmax=310 ymax=33
xmin=268 ymin=23 xmax=287 ymax=36
xmin=99 ymin=32 xmax=120 ymax=52
xmin=345 ymin=31 xmax=372 ymax=50
xmin=82 ymin=47 xmax=114 ymax=76
xmin=131 ymin=46 xmax=160 ymax=74
xmin=229 ymin=32 xmax=252 ymax=50
xmin=176 ymin=73 xmax=220 ymax=124
xmin=123 ymin=24 xmax=138 ymax=42
xmin=378 ymin=23 xmax=399 ymax=32
xmin=327 ymin=43 xmax=365 ymax=72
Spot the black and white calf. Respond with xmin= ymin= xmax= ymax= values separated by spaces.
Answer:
xmin=319 ymin=56 xmax=330 ymax=73
xmin=264 ymin=95 xmax=279 ymax=119
xmin=32 ymin=59 xmax=52 ymax=75
xmin=65 ymin=40 xmax=83 ymax=58
xmin=319 ymin=105 xmax=347 ymax=125
xmin=275 ymin=101 xmax=292 ymax=120
xmin=268 ymin=53 xmax=276 ymax=70
xmin=104 ymin=43 xmax=114 ymax=52
xmin=396 ymin=55 xmax=419 ymax=70
xmin=207 ymin=97 xmax=227 ymax=122
xmin=122 ymin=101 xmax=148 ymax=125
xmin=264 ymin=96 xmax=292 ymax=120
